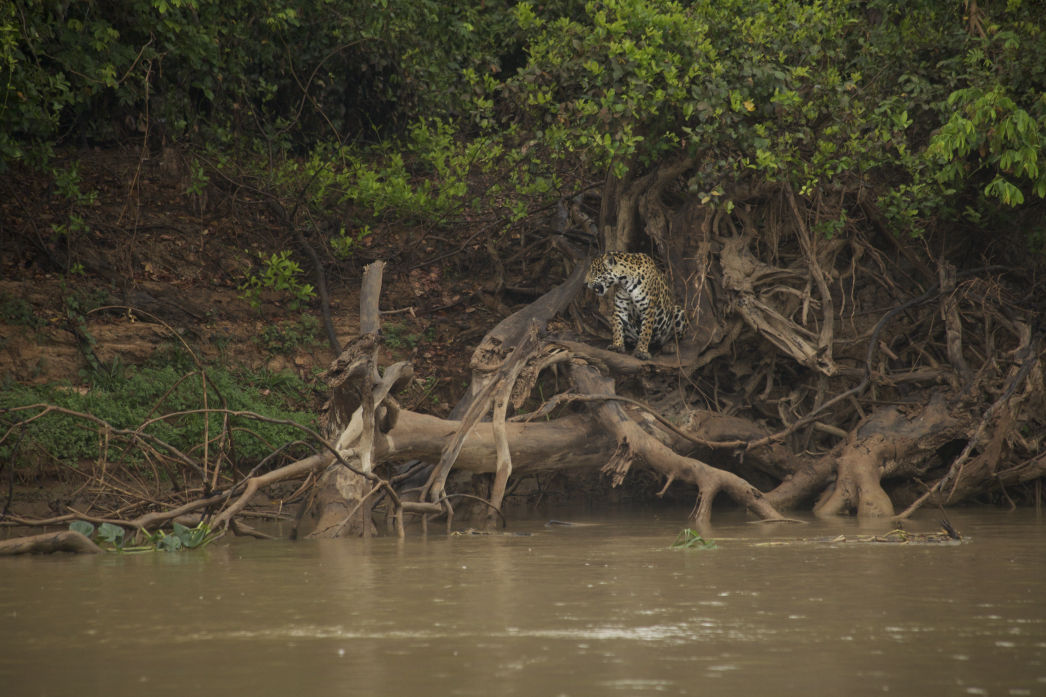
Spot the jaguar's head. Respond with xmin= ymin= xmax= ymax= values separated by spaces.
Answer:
xmin=584 ymin=255 xmax=615 ymax=296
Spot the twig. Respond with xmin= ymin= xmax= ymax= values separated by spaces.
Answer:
xmin=437 ymin=493 xmax=508 ymax=529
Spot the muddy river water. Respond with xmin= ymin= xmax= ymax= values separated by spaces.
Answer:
xmin=2 ymin=508 xmax=1044 ymax=696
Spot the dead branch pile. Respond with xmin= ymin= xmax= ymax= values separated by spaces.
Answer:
xmin=3 ymin=165 xmax=1044 ymax=542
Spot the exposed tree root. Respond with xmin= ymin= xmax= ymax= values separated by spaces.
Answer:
xmin=568 ymin=362 xmax=786 ymax=526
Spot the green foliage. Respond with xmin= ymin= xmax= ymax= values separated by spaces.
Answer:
xmin=69 ymin=519 xmax=217 ymax=552
xmin=670 ymin=528 xmax=717 ymax=551
xmin=928 ymin=82 xmax=1046 ymax=207
xmin=502 ymin=0 xmax=871 ymax=176
xmin=475 ymin=0 xmax=1044 ymax=241
xmin=240 ymin=251 xmax=315 ymax=310
xmin=330 ymin=225 xmax=372 ymax=260
xmin=0 ymin=362 xmax=315 ymax=470
xmin=95 ymin=522 xmax=125 ymax=547
xmin=4 ymin=0 xmax=1045 ymax=251
xmin=70 ymin=521 xmax=132 ymax=551
xmin=152 ymin=521 xmax=216 ymax=552
xmin=185 ymin=159 xmax=210 ymax=197
xmin=0 ymin=293 xmax=45 ymax=330
xmin=280 ymin=118 xmax=505 ymax=226
xmin=44 ymin=161 xmax=99 ymax=274
xmin=51 ymin=162 xmax=98 ymax=207
xmin=0 ymin=0 xmax=516 ymax=167
xmin=253 ymin=315 xmax=321 ymax=354
xmin=69 ymin=520 xmax=96 ymax=538
xmin=884 ymin=3 xmax=1046 ymax=231
xmin=383 ymin=323 xmax=436 ymax=351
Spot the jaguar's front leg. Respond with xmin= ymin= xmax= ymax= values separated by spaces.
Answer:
xmin=633 ymin=304 xmax=655 ymax=360
xmin=609 ymin=290 xmax=629 ymax=353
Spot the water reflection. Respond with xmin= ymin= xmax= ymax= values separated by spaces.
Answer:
xmin=1 ymin=509 xmax=1044 ymax=696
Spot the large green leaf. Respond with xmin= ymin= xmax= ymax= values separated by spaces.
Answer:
xmin=96 ymin=522 xmax=125 ymax=547
xmin=172 ymin=521 xmax=211 ymax=549
xmin=156 ymin=534 xmax=183 ymax=552
xmin=69 ymin=520 xmax=95 ymax=538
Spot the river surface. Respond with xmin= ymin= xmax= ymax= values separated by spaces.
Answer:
xmin=2 ymin=508 xmax=1044 ymax=696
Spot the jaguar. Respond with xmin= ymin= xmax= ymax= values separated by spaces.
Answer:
xmin=584 ymin=252 xmax=688 ymax=360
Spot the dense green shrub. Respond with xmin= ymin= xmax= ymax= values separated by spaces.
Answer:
xmin=0 ymin=0 xmax=516 ymax=167
xmin=3 ymin=0 xmax=1043 ymax=243
xmin=0 ymin=361 xmax=318 ymax=471
xmin=489 ymin=0 xmax=1046 ymax=236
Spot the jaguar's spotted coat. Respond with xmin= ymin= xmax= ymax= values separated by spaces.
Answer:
xmin=584 ymin=252 xmax=688 ymax=360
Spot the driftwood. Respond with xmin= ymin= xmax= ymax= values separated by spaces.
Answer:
xmin=298 ymin=261 xmax=402 ymax=538
xmin=282 ymin=260 xmax=806 ymax=533
xmin=0 ymin=531 xmax=102 ymax=555
xmin=296 ymin=259 xmax=597 ymax=536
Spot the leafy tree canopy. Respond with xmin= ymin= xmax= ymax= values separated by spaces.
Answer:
xmin=486 ymin=0 xmax=1046 ymax=236
xmin=2 ymin=0 xmax=1044 ymax=241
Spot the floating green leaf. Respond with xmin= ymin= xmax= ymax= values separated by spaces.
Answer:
xmin=172 ymin=521 xmax=212 ymax=549
xmin=671 ymin=528 xmax=717 ymax=551
xmin=96 ymin=522 xmax=125 ymax=547
xmin=69 ymin=520 xmax=95 ymax=538
xmin=156 ymin=534 xmax=183 ymax=552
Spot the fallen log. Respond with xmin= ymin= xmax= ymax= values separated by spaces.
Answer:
xmin=370 ymin=410 xmax=616 ymax=476
xmin=0 ymin=531 xmax=103 ymax=555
